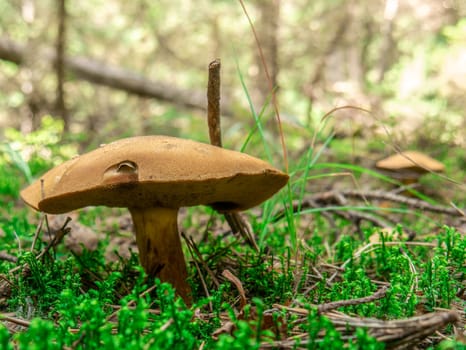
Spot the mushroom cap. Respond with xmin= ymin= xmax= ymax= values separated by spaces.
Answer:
xmin=375 ymin=151 xmax=445 ymax=174
xmin=21 ymin=136 xmax=289 ymax=214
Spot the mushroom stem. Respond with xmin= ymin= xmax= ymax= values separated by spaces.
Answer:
xmin=129 ymin=207 xmax=192 ymax=304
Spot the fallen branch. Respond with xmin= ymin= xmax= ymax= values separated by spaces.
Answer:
xmin=274 ymin=189 xmax=464 ymax=233
xmin=260 ymin=309 xmax=459 ymax=350
xmin=0 ymin=252 xmax=17 ymax=264
xmin=309 ymin=190 xmax=465 ymax=217
xmin=0 ymin=36 xmax=234 ymax=115
xmin=274 ymin=285 xmax=388 ymax=314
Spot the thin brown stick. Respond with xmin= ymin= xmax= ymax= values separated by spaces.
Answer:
xmin=207 ymin=59 xmax=222 ymax=147
xmin=105 ymin=284 xmax=158 ymax=322
xmin=274 ymin=285 xmax=389 ymax=315
xmin=276 ymin=190 xmax=464 ymax=222
xmin=55 ymin=0 xmax=68 ymax=130
xmin=222 ymin=269 xmax=247 ymax=309
xmin=36 ymin=216 xmax=71 ymax=260
xmin=0 ymin=314 xmax=31 ymax=328
xmin=224 ymin=213 xmax=258 ymax=251
xmin=206 ymin=59 xmax=259 ymax=251
xmin=260 ymin=310 xmax=459 ymax=349
xmin=0 ymin=252 xmax=18 ymax=263
xmin=318 ymin=190 xmax=464 ymax=216
xmin=316 ymin=284 xmax=388 ymax=313
xmin=30 ymin=214 xmax=45 ymax=252
xmin=0 ymin=275 xmax=15 ymax=297
xmin=182 ymin=232 xmax=220 ymax=288
xmin=7 ymin=217 xmax=72 ymax=276
xmin=181 ymin=233 xmax=213 ymax=311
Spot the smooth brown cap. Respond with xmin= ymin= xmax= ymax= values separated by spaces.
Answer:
xmin=21 ymin=136 xmax=289 ymax=214
xmin=375 ymin=151 xmax=445 ymax=173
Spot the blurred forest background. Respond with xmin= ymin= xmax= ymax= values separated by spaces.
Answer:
xmin=0 ymin=0 xmax=465 ymax=160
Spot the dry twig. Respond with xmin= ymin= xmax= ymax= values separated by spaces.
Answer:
xmin=308 ymin=190 xmax=464 ymax=217
xmin=260 ymin=310 xmax=459 ymax=349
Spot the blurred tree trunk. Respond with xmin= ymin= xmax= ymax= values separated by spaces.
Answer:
xmin=375 ymin=0 xmax=398 ymax=83
xmin=308 ymin=13 xmax=350 ymax=90
xmin=303 ymin=11 xmax=350 ymax=127
xmin=21 ymin=0 xmax=44 ymax=132
xmin=253 ymin=0 xmax=280 ymax=110
xmin=55 ymin=0 xmax=69 ymax=131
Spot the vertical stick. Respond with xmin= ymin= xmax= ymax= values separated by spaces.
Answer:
xmin=206 ymin=59 xmax=259 ymax=252
xmin=207 ymin=59 xmax=222 ymax=147
xmin=56 ymin=0 xmax=68 ymax=131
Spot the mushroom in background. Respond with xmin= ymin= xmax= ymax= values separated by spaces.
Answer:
xmin=21 ymin=135 xmax=289 ymax=304
xmin=375 ymin=150 xmax=445 ymax=188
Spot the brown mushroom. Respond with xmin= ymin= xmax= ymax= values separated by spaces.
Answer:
xmin=20 ymin=135 xmax=289 ymax=304
xmin=375 ymin=150 xmax=445 ymax=186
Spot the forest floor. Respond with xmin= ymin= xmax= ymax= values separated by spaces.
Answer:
xmin=0 ymin=126 xmax=465 ymax=349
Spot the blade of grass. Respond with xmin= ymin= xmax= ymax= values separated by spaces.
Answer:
xmin=237 ymin=0 xmax=288 ymax=172
xmin=294 ymin=133 xmax=336 ymax=213
xmin=234 ymin=57 xmax=296 ymax=251
xmin=234 ymin=57 xmax=272 ymax=163
xmin=2 ymin=143 xmax=32 ymax=183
